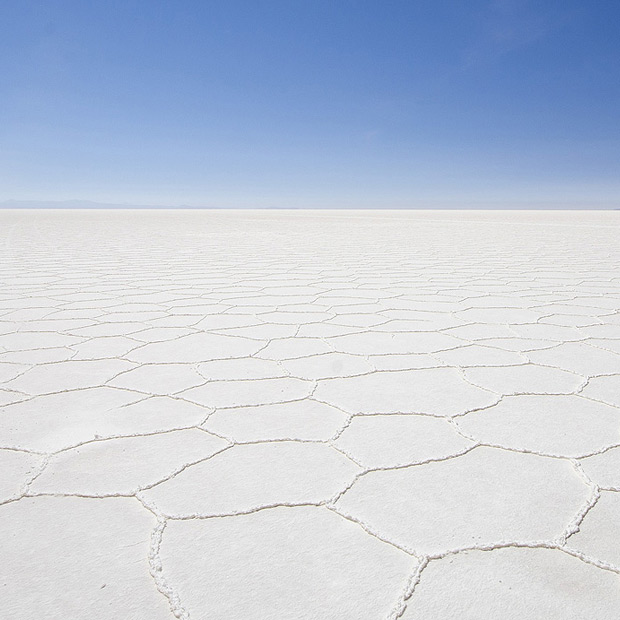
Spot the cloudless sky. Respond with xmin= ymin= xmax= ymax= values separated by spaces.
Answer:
xmin=1 ymin=0 xmax=619 ymax=208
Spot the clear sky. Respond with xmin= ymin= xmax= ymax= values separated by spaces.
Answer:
xmin=1 ymin=0 xmax=619 ymax=208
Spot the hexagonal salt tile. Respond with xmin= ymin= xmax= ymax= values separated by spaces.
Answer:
xmin=458 ymin=395 xmax=620 ymax=457
xmin=567 ymin=491 xmax=620 ymax=566
xmin=314 ymin=368 xmax=498 ymax=416
xmin=0 ymin=496 xmax=171 ymax=620
xmin=180 ymin=377 xmax=312 ymax=408
xmin=579 ymin=447 xmax=620 ymax=489
xmin=161 ymin=506 xmax=413 ymax=620
xmin=402 ymin=547 xmax=620 ymax=619
xmin=334 ymin=414 xmax=474 ymax=468
xmin=205 ymin=400 xmax=348 ymax=442
xmin=336 ymin=447 xmax=588 ymax=555
xmin=462 ymin=365 xmax=583 ymax=395
xmin=30 ymin=429 xmax=228 ymax=496
xmin=580 ymin=374 xmax=620 ymax=408
xmin=0 ymin=449 xmax=42 ymax=502
xmin=142 ymin=441 xmax=360 ymax=517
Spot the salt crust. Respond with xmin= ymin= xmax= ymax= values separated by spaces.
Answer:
xmin=1 ymin=209 xmax=619 ymax=619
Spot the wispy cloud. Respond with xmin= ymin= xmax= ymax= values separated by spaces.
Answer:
xmin=462 ymin=0 xmax=571 ymax=68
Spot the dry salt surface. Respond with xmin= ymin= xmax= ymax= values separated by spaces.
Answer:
xmin=1 ymin=208 xmax=620 ymax=620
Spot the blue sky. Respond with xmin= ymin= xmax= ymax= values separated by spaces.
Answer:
xmin=1 ymin=0 xmax=619 ymax=208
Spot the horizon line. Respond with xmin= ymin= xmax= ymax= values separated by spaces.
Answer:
xmin=2 ymin=199 xmax=619 ymax=211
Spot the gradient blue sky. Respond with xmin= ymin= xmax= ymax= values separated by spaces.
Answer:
xmin=2 ymin=0 xmax=619 ymax=208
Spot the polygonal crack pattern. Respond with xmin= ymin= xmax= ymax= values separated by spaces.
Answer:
xmin=1 ymin=209 xmax=619 ymax=619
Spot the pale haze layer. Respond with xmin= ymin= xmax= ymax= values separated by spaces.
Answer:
xmin=1 ymin=1 xmax=619 ymax=209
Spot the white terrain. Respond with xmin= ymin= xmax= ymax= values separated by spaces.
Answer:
xmin=1 ymin=208 xmax=620 ymax=619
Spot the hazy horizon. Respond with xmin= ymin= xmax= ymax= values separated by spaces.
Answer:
xmin=2 ymin=199 xmax=620 ymax=211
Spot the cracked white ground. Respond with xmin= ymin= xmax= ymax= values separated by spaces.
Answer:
xmin=1 ymin=208 xmax=620 ymax=619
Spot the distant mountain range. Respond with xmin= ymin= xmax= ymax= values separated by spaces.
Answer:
xmin=0 ymin=200 xmax=205 ymax=209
